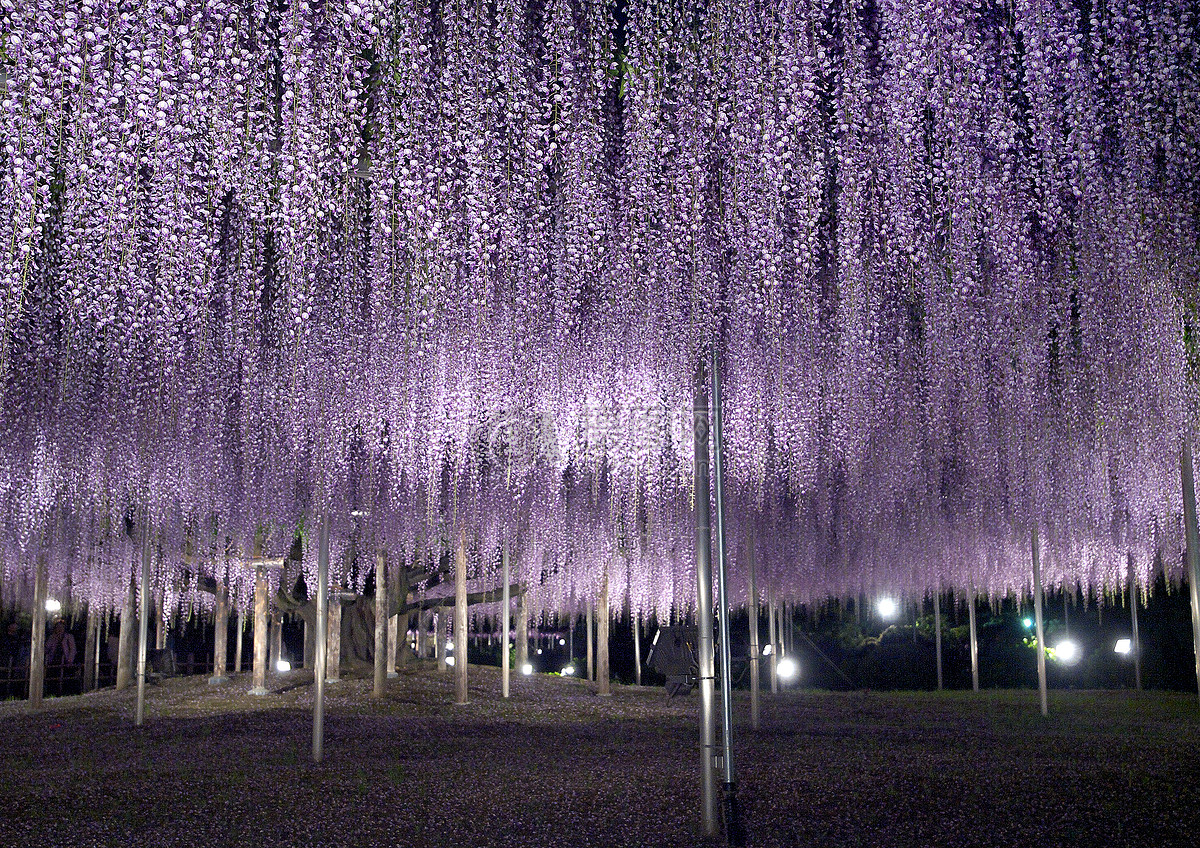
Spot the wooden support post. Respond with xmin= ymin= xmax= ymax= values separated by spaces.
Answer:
xmin=501 ymin=546 xmax=511 ymax=698
xmin=597 ymin=570 xmax=611 ymax=696
xmin=1182 ymin=442 xmax=1200 ymax=704
xmin=748 ymin=534 xmax=760 ymax=729
xmin=1032 ymin=525 xmax=1049 ymax=716
xmin=387 ymin=557 xmax=399 ymax=678
xmin=29 ymin=557 xmax=48 ymax=709
xmin=116 ymin=578 xmax=135 ymax=691
xmin=234 ymin=611 xmax=244 ymax=674
xmin=454 ymin=532 xmax=469 ymax=705
xmin=268 ymin=613 xmax=282 ymax=673
xmin=209 ymin=582 xmax=229 ymax=684
xmin=435 ymin=611 xmax=445 ymax=671
xmin=373 ymin=552 xmax=388 ymax=698
xmin=516 ymin=591 xmax=529 ymax=674
xmin=633 ymin=612 xmax=642 ymax=687
xmin=968 ymin=591 xmax=980 ymax=692
xmin=1128 ymin=554 xmax=1142 ymax=692
xmin=313 ymin=513 xmax=329 ymax=763
xmin=249 ymin=566 xmax=269 ymax=695
xmin=326 ymin=594 xmax=342 ymax=682
xmin=82 ymin=604 xmax=98 ymax=693
xmin=934 ymin=587 xmax=943 ymax=691
xmin=135 ymin=520 xmax=151 ymax=726
xmin=155 ymin=594 xmax=168 ymax=651
xmin=585 ymin=601 xmax=594 ymax=682
xmin=768 ymin=592 xmax=778 ymax=694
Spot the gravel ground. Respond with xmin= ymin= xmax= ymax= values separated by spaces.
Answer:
xmin=2 ymin=664 xmax=1198 ymax=848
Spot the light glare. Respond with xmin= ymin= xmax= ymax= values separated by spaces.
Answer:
xmin=877 ymin=598 xmax=898 ymax=619
xmin=1054 ymin=639 xmax=1081 ymax=664
xmin=777 ymin=657 xmax=798 ymax=681
xmin=1114 ymin=638 xmax=1132 ymax=655
xmin=521 ymin=662 xmax=533 ymax=676
xmin=275 ymin=659 xmax=291 ymax=672
xmin=44 ymin=598 xmax=62 ymax=614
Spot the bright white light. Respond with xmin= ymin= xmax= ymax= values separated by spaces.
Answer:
xmin=349 ymin=509 xmax=370 ymax=517
xmin=877 ymin=598 xmax=898 ymax=619
xmin=275 ymin=660 xmax=291 ymax=672
xmin=1114 ymin=638 xmax=1132 ymax=655
xmin=521 ymin=662 xmax=533 ymax=676
xmin=561 ymin=665 xmax=575 ymax=676
xmin=1054 ymin=639 xmax=1081 ymax=664
xmin=777 ymin=657 xmax=798 ymax=681
xmin=559 ymin=638 xmax=566 ymax=646
xmin=536 ymin=648 xmax=543 ymax=655
xmin=446 ymin=639 xmax=454 ymax=651
xmin=445 ymin=656 xmax=455 ymax=667
xmin=762 ymin=644 xmax=772 ymax=656
xmin=1022 ymin=617 xmax=1035 ymax=629
xmin=44 ymin=598 xmax=62 ymax=614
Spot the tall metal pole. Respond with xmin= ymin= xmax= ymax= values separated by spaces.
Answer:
xmin=632 ymin=611 xmax=642 ymax=686
xmin=136 ymin=515 xmax=151 ymax=727
xmin=372 ymin=551 xmax=387 ymax=698
xmin=710 ymin=346 xmax=741 ymax=844
xmin=693 ymin=359 xmax=719 ymax=837
xmin=501 ymin=546 xmax=511 ymax=698
xmin=967 ymin=591 xmax=979 ymax=693
xmin=1128 ymin=553 xmax=1142 ymax=692
xmin=747 ymin=528 xmax=760 ymax=730
xmin=933 ymin=587 xmax=943 ymax=691
xmin=454 ymin=530 xmax=469 ymax=705
xmin=29 ymin=557 xmax=48 ymax=710
xmin=313 ymin=513 xmax=329 ymax=763
xmin=1181 ymin=441 xmax=1200 ymax=703
xmin=1032 ymin=525 xmax=1048 ymax=716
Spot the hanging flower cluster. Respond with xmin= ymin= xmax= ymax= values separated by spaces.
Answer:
xmin=0 ymin=0 xmax=1196 ymax=620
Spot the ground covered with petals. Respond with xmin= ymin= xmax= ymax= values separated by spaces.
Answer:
xmin=2 ymin=665 xmax=1198 ymax=847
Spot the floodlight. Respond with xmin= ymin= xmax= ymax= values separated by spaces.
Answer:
xmin=1022 ymin=617 xmax=1034 ymax=629
xmin=559 ymin=638 xmax=566 ymax=646
xmin=1114 ymin=638 xmax=1132 ymax=655
xmin=446 ymin=639 xmax=454 ymax=650
xmin=275 ymin=660 xmax=291 ymax=672
xmin=44 ymin=598 xmax=62 ymax=614
xmin=777 ymin=657 xmax=798 ymax=681
xmin=561 ymin=665 xmax=575 ymax=676
xmin=877 ymin=598 xmax=898 ymax=619
xmin=445 ymin=656 xmax=455 ymax=667
xmin=762 ymin=644 xmax=772 ymax=656
xmin=521 ymin=662 xmax=533 ymax=676
xmin=1054 ymin=639 xmax=1081 ymax=664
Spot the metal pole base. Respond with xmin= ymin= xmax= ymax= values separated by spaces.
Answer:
xmin=248 ymin=686 xmax=269 ymax=697
xmin=721 ymin=781 xmax=746 ymax=847
xmin=207 ymin=676 xmax=229 ymax=686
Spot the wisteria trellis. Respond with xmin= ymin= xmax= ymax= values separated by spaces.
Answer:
xmin=0 ymin=0 xmax=1197 ymax=622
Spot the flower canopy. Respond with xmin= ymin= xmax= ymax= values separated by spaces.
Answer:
xmin=1 ymin=0 xmax=1197 ymax=618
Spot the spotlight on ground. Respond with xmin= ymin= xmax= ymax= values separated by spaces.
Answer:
xmin=445 ymin=656 xmax=455 ymax=667
xmin=777 ymin=657 xmax=798 ymax=681
xmin=1114 ymin=638 xmax=1132 ymax=655
xmin=521 ymin=662 xmax=534 ymax=676
xmin=877 ymin=598 xmax=898 ymax=619
xmin=44 ymin=598 xmax=62 ymax=614
xmin=561 ymin=665 xmax=575 ymax=676
xmin=1054 ymin=639 xmax=1081 ymax=664
xmin=275 ymin=660 xmax=291 ymax=672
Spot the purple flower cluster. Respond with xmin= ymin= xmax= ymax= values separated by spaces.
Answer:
xmin=0 ymin=1 xmax=1196 ymax=621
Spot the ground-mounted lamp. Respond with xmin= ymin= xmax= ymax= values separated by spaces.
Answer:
xmin=1022 ymin=616 xmax=1034 ymax=629
xmin=276 ymin=659 xmax=292 ymax=673
xmin=762 ymin=643 xmax=773 ymax=656
xmin=561 ymin=664 xmax=575 ymax=676
xmin=445 ymin=656 xmax=455 ymax=667
xmin=877 ymin=598 xmax=898 ymax=620
xmin=1054 ymin=639 xmax=1081 ymax=664
xmin=777 ymin=657 xmax=798 ymax=682
xmin=44 ymin=598 xmax=62 ymax=615
xmin=521 ymin=662 xmax=533 ymax=676
xmin=1114 ymin=638 xmax=1133 ymax=655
